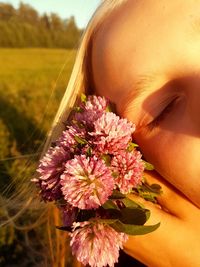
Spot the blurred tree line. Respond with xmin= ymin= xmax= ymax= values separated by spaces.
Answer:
xmin=0 ymin=2 xmax=84 ymax=48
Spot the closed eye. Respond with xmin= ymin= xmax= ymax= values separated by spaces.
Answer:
xmin=146 ymin=96 xmax=179 ymax=131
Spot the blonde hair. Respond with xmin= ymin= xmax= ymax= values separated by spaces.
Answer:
xmin=1 ymin=1 xmax=129 ymax=266
xmin=41 ymin=0 xmax=128 ymax=157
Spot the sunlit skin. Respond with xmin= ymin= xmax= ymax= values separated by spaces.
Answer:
xmin=91 ymin=0 xmax=200 ymax=208
xmin=89 ymin=1 xmax=200 ymax=265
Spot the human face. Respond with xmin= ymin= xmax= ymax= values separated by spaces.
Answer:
xmin=91 ymin=0 xmax=200 ymax=207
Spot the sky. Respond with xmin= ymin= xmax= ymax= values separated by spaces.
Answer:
xmin=4 ymin=0 xmax=101 ymax=28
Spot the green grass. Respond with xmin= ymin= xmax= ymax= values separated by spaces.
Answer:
xmin=0 ymin=49 xmax=77 ymax=266
xmin=0 ymin=48 xmax=77 ymax=158
xmin=0 ymin=47 xmax=77 ymax=183
xmin=0 ymin=48 xmax=76 ymax=132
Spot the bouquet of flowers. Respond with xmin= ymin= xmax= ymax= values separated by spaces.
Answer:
xmin=32 ymin=94 xmax=161 ymax=267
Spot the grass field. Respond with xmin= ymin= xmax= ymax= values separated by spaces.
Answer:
xmin=0 ymin=48 xmax=77 ymax=266
xmin=0 ymin=48 xmax=76 ymax=162
xmin=0 ymin=48 xmax=76 ymax=133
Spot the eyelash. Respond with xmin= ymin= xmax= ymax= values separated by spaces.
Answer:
xmin=147 ymin=97 xmax=179 ymax=131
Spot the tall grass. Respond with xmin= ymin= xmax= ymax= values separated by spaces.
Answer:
xmin=0 ymin=48 xmax=77 ymax=266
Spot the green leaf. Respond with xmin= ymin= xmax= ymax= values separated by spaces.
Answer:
xmin=74 ymin=135 xmax=87 ymax=145
xmin=149 ymin=183 xmax=162 ymax=192
xmin=137 ymin=189 xmax=159 ymax=203
xmin=81 ymin=93 xmax=87 ymax=103
xmin=106 ymin=105 xmax=112 ymax=112
xmin=102 ymin=199 xmax=119 ymax=210
xmin=145 ymin=209 xmax=151 ymax=221
xmin=106 ymin=209 xmax=122 ymax=219
xmin=127 ymin=142 xmax=139 ymax=152
xmin=110 ymin=221 xmax=160 ymax=235
xmin=112 ymin=171 xmax=119 ymax=178
xmin=121 ymin=197 xmax=142 ymax=208
xmin=109 ymin=190 xmax=126 ymax=199
xmin=73 ymin=106 xmax=83 ymax=113
xmin=120 ymin=208 xmax=148 ymax=225
xmin=101 ymin=154 xmax=111 ymax=166
xmin=77 ymin=210 xmax=96 ymax=222
xmin=56 ymin=226 xmax=71 ymax=232
xmin=143 ymin=160 xmax=154 ymax=170
xmin=136 ymin=180 xmax=163 ymax=203
xmin=86 ymin=147 xmax=92 ymax=157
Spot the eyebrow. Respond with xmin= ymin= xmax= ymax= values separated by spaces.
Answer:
xmin=120 ymin=18 xmax=199 ymax=112
xmin=123 ymin=73 xmax=156 ymax=106
xmin=124 ymin=16 xmax=199 ymax=104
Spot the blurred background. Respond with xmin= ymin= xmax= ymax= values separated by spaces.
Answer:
xmin=0 ymin=1 xmax=100 ymax=266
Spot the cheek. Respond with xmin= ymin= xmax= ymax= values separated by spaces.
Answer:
xmin=133 ymin=129 xmax=200 ymax=207
xmin=133 ymin=129 xmax=176 ymax=176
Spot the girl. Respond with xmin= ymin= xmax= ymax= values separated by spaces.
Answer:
xmin=3 ymin=0 xmax=200 ymax=266
xmin=41 ymin=0 xmax=200 ymax=266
